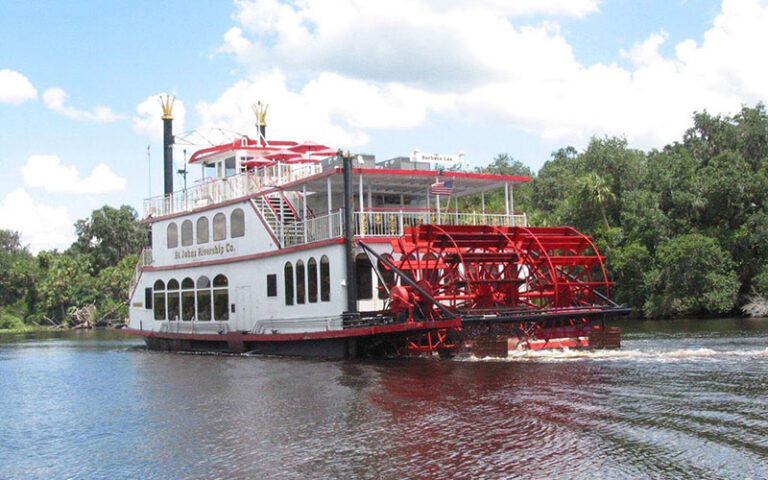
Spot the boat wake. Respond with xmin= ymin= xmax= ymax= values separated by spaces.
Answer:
xmin=462 ymin=346 xmax=768 ymax=363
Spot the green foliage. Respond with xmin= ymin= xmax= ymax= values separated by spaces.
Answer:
xmin=642 ymin=234 xmax=739 ymax=317
xmin=0 ymin=205 xmax=145 ymax=326
xmin=71 ymin=205 xmax=146 ymax=271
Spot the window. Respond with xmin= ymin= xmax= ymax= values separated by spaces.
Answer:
xmin=355 ymin=254 xmax=373 ymax=300
xmin=267 ymin=274 xmax=277 ymax=297
xmin=378 ymin=255 xmax=395 ymax=299
xmin=153 ymin=280 xmax=166 ymax=321
xmin=284 ymin=262 xmax=294 ymax=305
xmin=197 ymin=217 xmax=209 ymax=244
xmin=320 ymin=256 xmax=330 ymax=302
xmin=225 ymin=156 xmax=237 ymax=177
xmin=296 ymin=260 xmax=306 ymax=304
xmin=213 ymin=213 xmax=227 ymax=241
xmin=213 ymin=274 xmax=229 ymax=321
xmin=181 ymin=277 xmax=195 ymax=321
xmin=167 ymin=279 xmax=180 ymax=321
xmin=196 ymin=276 xmax=211 ymax=321
xmin=231 ymin=208 xmax=245 ymax=238
xmin=167 ymin=223 xmax=178 ymax=248
xmin=145 ymin=287 xmax=152 ymax=309
xmin=307 ymin=258 xmax=318 ymax=303
xmin=181 ymin=220 xmax=193 ymax=246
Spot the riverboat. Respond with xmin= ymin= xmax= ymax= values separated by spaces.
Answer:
xmin=123 ymin=99 xmax=629 ymax=358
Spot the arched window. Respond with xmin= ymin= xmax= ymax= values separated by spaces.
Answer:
xmin=167 ymin=223 xmax=178 ymax=248
xmin=231 ymin=208 xmax=245 ymax=238
xmin=307 ymin=257 xmax=318 ymax=303
xmin=378 ymin=255 xmax=395 ymax=299
xmin=196 ymin=276 xmax=211 ymax=321
xmin=284 ymin=262 xmax=294 ymax=305
xmin=167 ymin=279 xmax=180 ymax=321
xmin=153 ymin=279 xmax=166 ymax=321
xmin=213 ymin=274 xmax=229 ymax=321
xmin=181 ymin=220 xmax=193 ymax=246
xmin=296 ymin=260 xmax=306 ymax=304
xmin=213 ymin=213 xmax=227 ymax=241
xmin=197 ymin=217 xmax=209 ymax=244
xmin=320 ymin=255 xmax=330 ymax=302
xmin=181 ymin=277 xmax=195 ymax=321
xmin=355 ymin=254 xmax=373 ymax=300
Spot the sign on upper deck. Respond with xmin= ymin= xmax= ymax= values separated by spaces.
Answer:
xmin=410 ymin=149 xmax=464 ymax=166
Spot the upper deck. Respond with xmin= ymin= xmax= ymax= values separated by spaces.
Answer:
xmin=141 ymin=138 xmax=529 ymax=250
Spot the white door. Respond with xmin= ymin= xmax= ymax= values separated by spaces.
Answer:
xmin=235 ymin=286 xmax=252 ymax=332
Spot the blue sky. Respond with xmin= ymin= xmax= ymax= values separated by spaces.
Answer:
xmin=1 ymin=0 xmax=765 ymax=252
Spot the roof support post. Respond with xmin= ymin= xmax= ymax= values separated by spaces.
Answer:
xmin=341 ymin=151 xmax=357 ymax=313
xmin=505 ymin=182 xmax=510 ymax=218
xmin=302 ymin=184 xmax=307 ymax=244
xmin=359 ymin=173 xmax=365 ymax=237
xmin=327 ymin=176 xmax=332 ymax=237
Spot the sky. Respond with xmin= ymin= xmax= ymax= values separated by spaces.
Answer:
xmin=1 ymin=0 xmax=766 ymax=253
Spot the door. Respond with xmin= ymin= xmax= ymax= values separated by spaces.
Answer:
xmin=235 ymin=286 xmax=252 ymax=332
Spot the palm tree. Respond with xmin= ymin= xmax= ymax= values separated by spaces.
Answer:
xmin=579 ymin=172 xmax=615 ymax=230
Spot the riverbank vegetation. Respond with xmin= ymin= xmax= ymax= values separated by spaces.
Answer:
xmin=471 ymin=104 xmax=768 ymax=318
xmin=1 ymin=104 xmax=768 ymax=325
xmin=0 ymin=206 xmax=145 ymax=329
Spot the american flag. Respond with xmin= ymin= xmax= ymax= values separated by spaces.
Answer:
xmin=429 ymin=179 xmax=454 ymax=196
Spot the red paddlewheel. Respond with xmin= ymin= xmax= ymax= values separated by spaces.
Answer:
xmin=387 ymin=224 xmax=612 ymax=317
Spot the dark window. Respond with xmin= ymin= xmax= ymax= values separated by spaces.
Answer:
xmin=284 ymin=262 xmax=294 ymax=305
xmin=181 ymin=277 xmax=195 ymax=321
xmin=378 ymin=255 xmax=395 ymax=299
xmin=355 ymin=254 xmax=373 ymax=300
xmin=231 ymin=208 xmax=245 ymax=238
xmin=320 ymin=256 xmax=330 ymax=302
xmin=213 ymin=274 xmax=229 ymax=321
xmin=307 ymin=258 xmax=318 ymax=303
xmin=196 ymin=276 xmax=212 ymax=321
xmin=167 ymin=223 xmax=178 ymax=248
xmin=145 ymin=287 xmax=152 ymax=309
xmin=181 ymin=220 xmax=193 ymax=246
xmin=296 ymin=260 xmax=306 ymax=304
xmin=167 ymin=279 xmax=180 ymax=321
xmin=267 ymin=274 xmax=277 ymax=297
xmin=197 ymin=217 xmax=209 ymax=244
xmin=153 ymin=280 xmax=166 ymax=321
xmin=213 ymin=213 xmax=226 ymax=241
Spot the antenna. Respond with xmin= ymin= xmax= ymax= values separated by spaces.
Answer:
xmin=177 ymin=149 xmax=189 ymax=191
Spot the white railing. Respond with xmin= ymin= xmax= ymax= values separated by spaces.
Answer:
xmin=283 ymin=210 xmax=344 ymax=247
xmin=354 ymin=210 xmax=527 ymax=237
xmin=128 ymin=247 xmax=153 ymax=296
xmin=142 ymin=163 xmax=323 ymax=219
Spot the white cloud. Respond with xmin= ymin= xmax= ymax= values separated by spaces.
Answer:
xmin=0 ymin=69 xmax=37 ymax=104
xmin=133 ymin=93 xmax=186 ymax=140
xmin=0 ymin=189 xmax=73 ymax=253
xmin=209 ymin=0 xmax=768 ymax=151
xmin=43 ymin=87 xmax=122 ymax=123
xmin=21 ymin=155 xmax=127 ymax=194
xmin=196 ymin=69 xmax=453 ymax=148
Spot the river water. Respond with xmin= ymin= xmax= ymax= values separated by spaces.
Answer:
xmin=1 ymin=318 xmax=767 ymax=480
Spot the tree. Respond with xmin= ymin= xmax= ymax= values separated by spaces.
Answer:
xmin=642 ymin=234 xmax=739 ymax=317
xmin=71 ymin=205 xmax=146 ymax=271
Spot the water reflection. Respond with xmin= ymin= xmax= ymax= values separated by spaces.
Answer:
xmin=0 ymin=321 xmax=767 ymax=479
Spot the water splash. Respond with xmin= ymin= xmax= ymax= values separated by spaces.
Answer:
xmin=461 ymin=346 xmax=768 ymax=363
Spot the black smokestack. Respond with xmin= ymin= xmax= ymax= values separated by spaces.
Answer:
xmin=161 ymin=95 xmax=175 ymax=196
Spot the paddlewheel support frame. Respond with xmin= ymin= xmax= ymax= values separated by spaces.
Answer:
xmin=362 ymin=224 xmax=627 ymax=357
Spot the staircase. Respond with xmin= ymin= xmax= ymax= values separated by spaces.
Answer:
xmin=251 ymin=193 xmax=305 ymax=247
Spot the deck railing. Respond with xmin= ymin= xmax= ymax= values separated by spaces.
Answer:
xmin=142 ymin=163 xmax=322 ymax=219
xmin=283 ymin=210 xmax=344 ymax=247
xmin=128 ymin=247 xmax=153 ymax=296
xmin=353 ymin=210 xmax=527 ymax=237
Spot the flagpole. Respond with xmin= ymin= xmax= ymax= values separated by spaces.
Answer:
xmin=147 ymin=145 xmax=151 ymax=198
